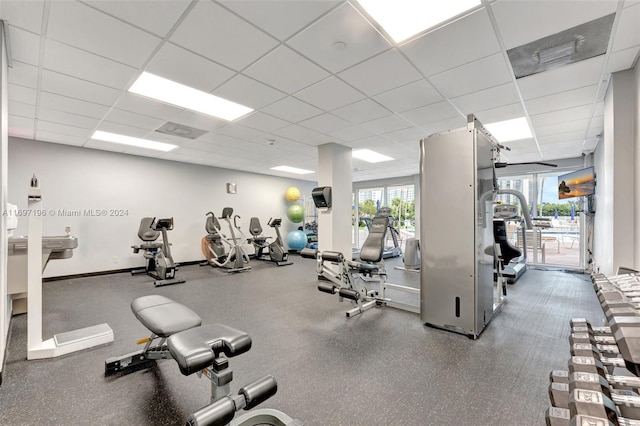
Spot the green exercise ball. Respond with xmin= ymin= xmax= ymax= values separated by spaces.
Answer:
xmin=287 ymin=204 xmax=304 ymax=223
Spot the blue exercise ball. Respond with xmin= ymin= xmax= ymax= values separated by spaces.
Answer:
xmin=287 ymin=230 xmax=307 ymax=251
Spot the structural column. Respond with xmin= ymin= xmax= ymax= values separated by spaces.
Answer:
xmin=317 ymin=143 xmax=352 ymax=260
xmin=0 ymin=20 xmax=9 ymax=385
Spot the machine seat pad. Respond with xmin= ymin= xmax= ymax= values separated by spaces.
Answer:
xmin=167 ymin=324 xmax=252 ymax=376
xmin=131 ymin=295 xmax=202 ymax=338
xmin=348 ymin=261 xmax=379 ymax=274
xmin=139 ymin=242 xmax=163 ymax=250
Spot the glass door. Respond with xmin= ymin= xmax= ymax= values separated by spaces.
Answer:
xmin=536 ymin=171 xmax=582 ymax=268
xmin=355 ymin=187 xmax=384 ymax=250
xmin=385 ymin=185 xmax=416 ymax=251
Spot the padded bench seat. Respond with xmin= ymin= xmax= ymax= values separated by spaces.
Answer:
xmin=131 ymin=295 xmax=202 ymax=337
xmin=167 ymin=324 xmax=252 ymax=376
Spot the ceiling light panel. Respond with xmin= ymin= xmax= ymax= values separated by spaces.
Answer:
xmin=128 ymin=72 xmax=253 ymax=121
xmin=91 ymin=130 xmax=177 ymax=152
xmin=352 ymin=149 xmax=394 ymax=163
xmin=271 ymin=165 xmax=315 ymax=174
xmin=357 ymin=0 xmax=482 ymax=43
xmin=484 ymin=117 xmax=532 ymax=142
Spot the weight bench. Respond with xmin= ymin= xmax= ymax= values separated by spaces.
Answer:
xmin=105 ymin=295 xmax=301 ymax=426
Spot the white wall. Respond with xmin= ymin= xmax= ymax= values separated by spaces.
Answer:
xmin=594 ymin=65 xmax=638 ymax=275
xmin=635 ymin=62 xmax=640 ymax=268
xmin=8 ymin=137 xmax=316 ymax=277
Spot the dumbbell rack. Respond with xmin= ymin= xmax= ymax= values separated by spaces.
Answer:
xmin=546 ymin=272 xmax=640 ymax=425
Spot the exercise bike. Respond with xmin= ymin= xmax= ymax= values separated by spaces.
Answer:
xmin=202 ymin=208 xmax=251 ymax=273
xmin=131 ymin=217 xmax=185 ymax=287
xmin=248 ymin=217 xmax=293 ymax=267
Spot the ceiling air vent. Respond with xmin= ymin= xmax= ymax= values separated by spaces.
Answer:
xmin=155 ymin=122 xmax=208 ymax=140
xmin=507 ymin=13 xmax=615 ymax=79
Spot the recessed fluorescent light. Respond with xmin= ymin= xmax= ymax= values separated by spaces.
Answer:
xmin=91 ymin=130 xmax=177 ymax=152
xmin=357 ymin=0 xmax=481 ymax=43
xmin=271 ymin=165 xmax=314 ymax=175
xmin=484 ymin=117 xmax=533 ymax=142
xmin=128 ymin=72 xmax=253 ymax=121
xmin=352 ymin=149 xmax=394 ymax=163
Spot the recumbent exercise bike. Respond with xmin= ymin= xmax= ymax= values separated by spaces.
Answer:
xmin=131 ymin=217 xmax=185 ymax=287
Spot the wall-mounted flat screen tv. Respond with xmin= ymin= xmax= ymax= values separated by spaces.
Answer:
xmin=558 ymin=166 xmax=596 ymax=199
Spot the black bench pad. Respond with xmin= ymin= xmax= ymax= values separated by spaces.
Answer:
xmin=167 ymin=324 xmax=252 ymax=376
xmin=131 ymin=295 xmax=202 ymax=337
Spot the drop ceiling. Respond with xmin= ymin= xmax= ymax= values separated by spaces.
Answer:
xmin=3 ymin=0 xmax=639 ymax=182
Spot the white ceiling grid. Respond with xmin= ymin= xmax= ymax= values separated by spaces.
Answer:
xmin=2 ymin=0 xmax=639 ymax=182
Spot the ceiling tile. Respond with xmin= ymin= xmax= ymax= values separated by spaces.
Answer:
xmin=428 ymin=53 xmax=512 ymax=99
xmin=360 ymin=114 xmax=412 ymax=134
xmin=382 ymin=126 xmax=426 ymax=143
xmin=294 ymin=77 xmax=366 ymax=111
xmin=474 ymin=103 xmax=526 ymax=125
xmin=517 ymin=56 xmax=605 ymax=100
xmin=373 ymin=79 xmax=443 ymax=113
xmin=221 ymin=0 xmax=339 ymax=41
xmin=102 ymin=108 xmax=166 ymax=131
xmin=331 ymin=99 xmax=391 ymax=124
xmin=39 ymin=92 xmax=110 ymax=119
xmin=243 ymin=46 xmax=330 ymax=94
xmin=170 ymin=110 xmax=228 ymax=132
xmin=298 ymin=113 xmax=350 ymax=133
xmin=8 ymin=27 xmax=41 ymax=66
xmin=402 ymin=8 xmax=500 ymax=77
xmin=8 ymin=61 xmax=39 ymax=88
xmin=328 ymin=125 xmax=374 ymax=142
xmin=612 ymin=2 xmax=640 ymax=52
xmin=422 ymin=115 xmax=468 ymax=136
xmin=37 ymin=108 xmax=101 ymax=130
xmin=37 ymin=120 xmax=93 ymax=138
xmin=40 ymin=70 xmax=122 ymax=106
xmin=606 ymin=47 xmax=640 ymax=74
xmin=84 ymin=0 xmax=191 ymax=37
xmin=449 ymin=83 xmax=519 ymax=116
xmin=47 ymin=1 xmax=161 ymax=67
xmin=269 ymin=124 xmax=321 ymax=141
xmin=338 ymin=49 xmax=422 ymax=96
xmin=261 ymin=97 xmax=324 ymax=123
xmin=535 ymin=119 xmax=590 ymax=137
xmin=213 ymin=123 xmax=264 ymax=141
xmin=237 ymin=111 xmax=290 ymax=132
xmin=525 ymin=85 xmax=598 ymax=116
xmin=287 ymin=3 xmax=390 ymax=73
xmin=146 ymin=43 xmax=236 ymax=92
xmin=213 ymin=74 xmax=286 ymax=110
xmin=114 ymin=92 xmax=184 ymax=121
xmin=530 ymin=104 xmax=593 ymax=128
xmin=43 ymin=39 xmax=138 ymax=89
xmin=170 ymin=0 xmax=278 ymax=71
xmin=538 ymin=131 xmax=585 ymax=145
xmin=399 ymin=101 xmax=461 ymax=127
xmin=8 ymin=115 xmax=35 ymax=139
xmin=491 ymin=0 xmax=617 ymax=50
xmin=9 ymin=83 xmax=37 ymax=105
xmin=35 ymin=130 xmax=86 ymax=146
xmin=2 ymin=1 xmax=45 ymax=33
xmin=9 ymin=101 xmax=37 ymax=119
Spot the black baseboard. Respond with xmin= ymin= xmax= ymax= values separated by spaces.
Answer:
xmin=42 ymin=260 xmax=204 ymax=282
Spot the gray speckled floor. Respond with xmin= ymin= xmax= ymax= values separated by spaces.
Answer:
xmin=0 ymin=257 xmax=602 ymax=426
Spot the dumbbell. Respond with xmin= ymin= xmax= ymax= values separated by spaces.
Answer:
xmin=571 ymin=318 xmax=640 ymax=376
xmin=546 ymin=407 xmax=640 ymax=426
xmin=549 ymin=371 xmax=640 ymax=419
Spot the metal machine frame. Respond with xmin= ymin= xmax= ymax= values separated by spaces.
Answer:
xmin=419 ymin=115 xmax=503 ymax=339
